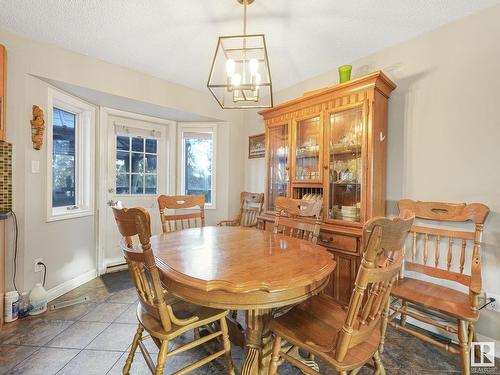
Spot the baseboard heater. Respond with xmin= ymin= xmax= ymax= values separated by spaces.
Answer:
xmin=106 ymin=262 xmax=128 ymax=273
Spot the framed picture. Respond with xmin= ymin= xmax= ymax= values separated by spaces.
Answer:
xmin=248 ymin=133 xmax=265 ymax=159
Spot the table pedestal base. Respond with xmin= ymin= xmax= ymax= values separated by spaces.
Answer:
xmin=242 ymin=309 xmax=273 ymax=375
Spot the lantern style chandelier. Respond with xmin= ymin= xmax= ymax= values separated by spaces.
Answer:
xmin=207 ymin=0 xmax=273 ymax=109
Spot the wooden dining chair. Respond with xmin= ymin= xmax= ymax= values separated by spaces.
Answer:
xmin=112 ymin=206 xmax=234 ymax=375
xmin=218 ymin=192 xmax=264 ymax=227
xmin=158 ymin=194 xmax=205 ymax=233
xmin=273 ymin=196 xmax=323 ymax=244
xmin=387 ymin=200 xmax=490 ymax=375
xmin=268 ymin=213 xmax=414 ymax=375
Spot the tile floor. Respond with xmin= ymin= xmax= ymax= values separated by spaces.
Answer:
xmin=0 ymin=271 xmax=497 ymax=374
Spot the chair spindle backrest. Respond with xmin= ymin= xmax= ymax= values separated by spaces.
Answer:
xmin=273 ymin=197 xmax=323 ymax=244
xmin=238 ymin=192 xmax=265 ymax=227
xmin=158 ymin=194 xmax=206 ymax=233
xmin=398 ymin=199 xmax=489 ymax=309
xmin=112 ymin=207 xmax=173 ymax=332
xmin=335 ymin=213 xmax=414 ymax=362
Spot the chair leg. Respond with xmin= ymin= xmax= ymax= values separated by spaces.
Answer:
xmin=470 ymin=323 xmax=481 ymax=359
xmin=458 ymin=320 xmax=470 ymax=375
xmin=269 ymin=335 xmax=282 ymax=375
xmin=373 ymin=351 xmax=386 ymax=375
xmin=400 ymin=300 xmax=408 ymax=327
xmin=350 ymin=367 xmax=362 ymax=375
xmin=379 ymin=298 xmax=390 ymax=353
xmin=220 ymin=317 xmax=235 ymax=375
xmin=155 ymin=339 xmax=169 ymax=375
xmin=194 ymin=327 xmax=201 ymax=340
xmin=123 ymin=324 xmax=143 ymax=374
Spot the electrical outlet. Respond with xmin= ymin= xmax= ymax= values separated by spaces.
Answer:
xmin=486 ymin=292 xmax=500 ymax=312
xmin=34 ymin=258 xmax=44 ymax=272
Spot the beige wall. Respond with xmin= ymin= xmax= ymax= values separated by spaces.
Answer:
xmin=243 ymin=4 xmax=500 ymax=336
xmin=0 ymin=30 xmax=245 ymax=295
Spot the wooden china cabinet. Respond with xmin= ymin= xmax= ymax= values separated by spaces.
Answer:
xmin=258 ymin=71 xmax=396 ymax=305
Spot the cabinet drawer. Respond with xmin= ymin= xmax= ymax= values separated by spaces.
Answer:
xmin=318 ymin=232 xmax=358 ymax=253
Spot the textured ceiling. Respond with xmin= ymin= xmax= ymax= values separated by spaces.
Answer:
xmin=1 ymin=0 xmax=499 ymax=91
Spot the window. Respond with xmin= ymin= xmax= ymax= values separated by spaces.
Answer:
xmin=115 ymin=135 xmax=158 ymax=195
xmin=52 ymin=108 xmax=76 ymax=208
xmin=179 ymin=125 xmax=216 ymax=207
xmin=47 ymin=89 xmax=95 ymax=221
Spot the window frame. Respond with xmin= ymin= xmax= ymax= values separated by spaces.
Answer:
xmin=46 ymin=88 xmax=95 ymax=222
xmin=114 ymin=134 xmax=160 ymax=197
xmin=177 ymin=123 xmax=217 ymax=209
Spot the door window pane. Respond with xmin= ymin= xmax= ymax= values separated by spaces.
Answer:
xmin=52 ymin=107 xmax=76 ymax=208
xmin=131 ymin=153 xmax=144 ymax=173
xmin=116 ymin=174 xmax=130 ymax=194
xmin=116 ymin=136 xmax=130 ymax=151
xmin=183 ymin=132 xmax=213 ymax=204
xmin=146 ymin=139 xmax=157 ymax=153
xmin=115 ymin=135 xmax=158 ymax=195
xmin=131 ymin=174 xmax=144 ymax=194
xmin=145 ymin=154 xmax=157 ymax=173
xmin=132 ymin=137 xmax=144 ymax=152
xmin=116 ymin=151 xmax=129 ymax=173
xmin=145 ymin=175 xmax=157 ymax=194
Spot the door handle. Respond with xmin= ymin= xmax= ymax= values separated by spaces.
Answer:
xmin=107 ymin=200 xmax=117 ymax=207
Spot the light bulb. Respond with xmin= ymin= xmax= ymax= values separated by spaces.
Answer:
xmin=226 ymin=59 xmax=235 ymax=77
xmin=249 ymin=58 xmax=259 ymax=75
xmin=231 ymin=73 xmax=241 ymax=86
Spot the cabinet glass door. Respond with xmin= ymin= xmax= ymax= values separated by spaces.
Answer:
xmin=294 ymin=116 xmax=321 ymax=182
xmin=267 ymin=124 xmax=289 ymax=211
xmin=327 ymin=106 xmax=363 ymax=222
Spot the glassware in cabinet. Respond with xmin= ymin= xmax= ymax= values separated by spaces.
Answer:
xmin=293 ymin=115 xmax=322 ymax=183
xmin=326 ymin=105 xmax=364 ymax=223
xmin=267 ymin=123 xmax=289 ymax=211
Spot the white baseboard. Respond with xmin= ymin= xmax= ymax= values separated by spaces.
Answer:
xmin=102 ymin=257 xmax=128 ymax=273
xmin=46 ymin=269 xmax=97 ymax=302
xmin=103 ymin=257 xmax=126 ymax=269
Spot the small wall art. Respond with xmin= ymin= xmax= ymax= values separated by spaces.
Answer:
xmin=248 ymin=133 xmax=265 ymax=159
xmin=31 ymin=105 xmax=45 ymax=150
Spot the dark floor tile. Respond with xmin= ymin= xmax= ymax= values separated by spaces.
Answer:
xmin=79 ymin=303 xmax=130 ymax=323
xmin=46 ymin=321 xmax=109 ymax=349
xmin=86 ymin=323 xmax=138 ymax=351
xmin=0 ymin=345 xmax=38 ymax=375
xmin=8 ymin=347 xmax=79 ymax=375
xmin=100 ymin=271 xmax=135 ymax=293
xmin=0 ymin=319 xmax=74 ymax=346
xmin=57 ymin=349 xmax=122 ymax=375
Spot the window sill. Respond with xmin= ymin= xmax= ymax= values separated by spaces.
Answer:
xmin=46 ymin=209 xmax=94 ymax=223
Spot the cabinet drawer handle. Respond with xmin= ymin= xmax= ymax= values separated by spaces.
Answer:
xmin=321 ymin=236 xmax=333 ymax=243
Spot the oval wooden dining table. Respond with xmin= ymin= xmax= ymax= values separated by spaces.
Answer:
xmin=150 ymin=226 xmax=336 ymax=375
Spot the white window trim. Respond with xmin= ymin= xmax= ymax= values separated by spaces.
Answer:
xmin=177 ymin=123 xmax=217 ymax=210
xmin=46 ymin=88 xmax=96 ymax=222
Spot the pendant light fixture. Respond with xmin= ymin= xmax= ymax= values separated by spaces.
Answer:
xmin=207 ymin=0 xmax=273 ymax=109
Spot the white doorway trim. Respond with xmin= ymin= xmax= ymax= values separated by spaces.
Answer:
xmin=97 ymin=107 xmax=176 ymax=275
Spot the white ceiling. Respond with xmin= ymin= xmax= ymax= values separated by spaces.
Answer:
xmin=1 ymin=0 xmax=499 ymax=92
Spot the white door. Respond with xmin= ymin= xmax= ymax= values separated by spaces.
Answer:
xmin=104 ymin=114 xmax=170 ymax=268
